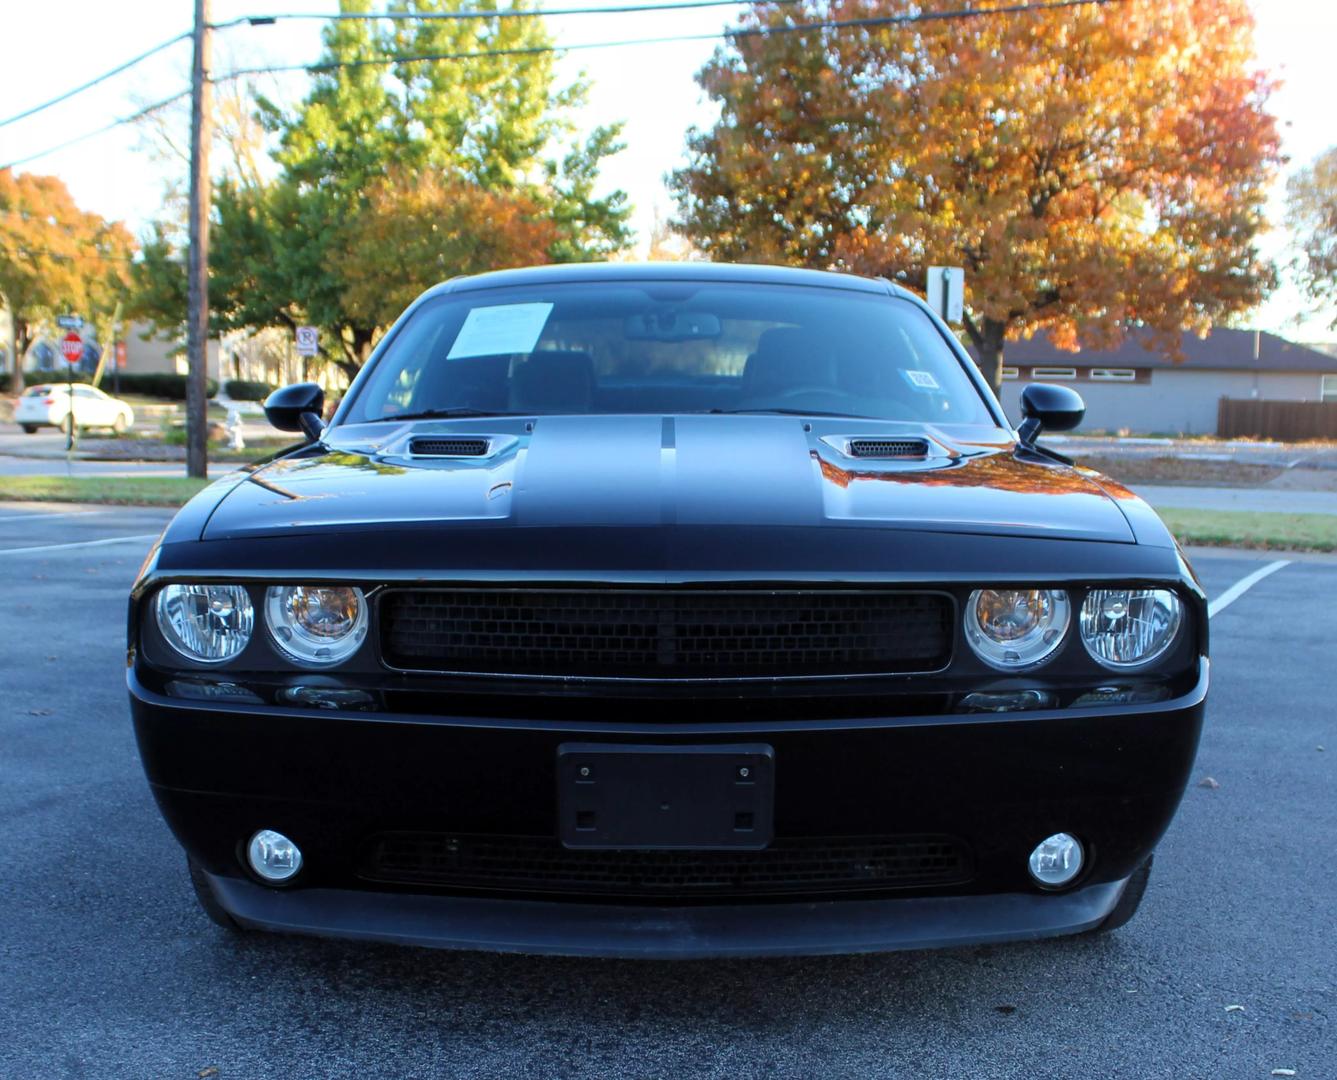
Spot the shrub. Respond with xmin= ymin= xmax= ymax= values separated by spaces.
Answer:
xmin=106 ymin=373 xmax=219 ymax=400
xmin=224 ymin=379 xmax=276 ymax=402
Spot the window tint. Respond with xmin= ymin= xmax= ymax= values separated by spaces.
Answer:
xmin=343 ymin=282 xmax=993 ymax=425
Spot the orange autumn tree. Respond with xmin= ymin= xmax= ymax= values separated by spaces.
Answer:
xmin=672 ymin=0 xmax=1281 ymax=389
xmin=341 ymin=171 xmax=558 ymax=329
xmin=0 ymin=169 xmax=135 ymax=394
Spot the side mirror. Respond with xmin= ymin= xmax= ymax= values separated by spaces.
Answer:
xmin=264 ymin=382 xmax=326 ymax=442
xmin=1017 ymin=383 xmax=1084 ymax=447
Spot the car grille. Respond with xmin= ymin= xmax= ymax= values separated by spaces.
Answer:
xmin=361 ymin=833 xmax=972 ymax=898
xmin=378 ymin=588 xmax=954 ymax=679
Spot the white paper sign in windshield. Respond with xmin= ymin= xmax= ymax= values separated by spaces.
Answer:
xmin=446 ymin=303 xmax=554 ymax=360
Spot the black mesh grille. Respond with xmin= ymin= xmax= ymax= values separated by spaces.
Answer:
xmin=408 ymin=437 xmax=490 ymax=457
xmin=379 ymin=589 xmax=954 ymax=678
xmin=848 ymin=438 xmax=929 ymax=458
xmin=361 ymin=833 xmax=972 ymax=898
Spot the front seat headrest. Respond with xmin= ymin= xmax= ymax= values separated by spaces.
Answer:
xmin=742 ymin=328 xmax=836 ymax=398
xmin=509 ymin=350 xmax=595 ymax=413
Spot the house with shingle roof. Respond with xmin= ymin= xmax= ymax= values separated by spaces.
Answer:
xmin=992 ymin=328 xmax=1337 ymax=436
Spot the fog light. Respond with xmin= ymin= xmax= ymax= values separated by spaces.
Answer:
xmin=247 ymin=829 xmax=303 ymax=883
xmin=1028 ymin=832 xmax=1083 ymax=889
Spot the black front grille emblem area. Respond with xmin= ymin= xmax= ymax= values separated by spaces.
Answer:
xmin=848 ymin=438 xmax=929 ymax=459
xmin=379 ymin=588 xmax=954 ymax=679
xmin=408 ymin=436 xmax=490 ymax=457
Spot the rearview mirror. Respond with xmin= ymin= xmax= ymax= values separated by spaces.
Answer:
xmin=624 ymin=309 xmax=722 ymax=342
xmin=264 ymin=382 xmax=326 ymax=442
xmin=1018 ymin=383 xmax=1084 ymax=447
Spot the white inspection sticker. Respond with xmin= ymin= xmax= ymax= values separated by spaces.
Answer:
xmin=903 ymin=369 xmax=940 ymax=391
xmin=446 ymin=302 xmax=554 ymax=360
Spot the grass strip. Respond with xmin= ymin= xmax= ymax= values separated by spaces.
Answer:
xmin=1155 ymin=507 xmax=1337 ymax=553
xmin=0 ymin=475 xmax=212 ymax=507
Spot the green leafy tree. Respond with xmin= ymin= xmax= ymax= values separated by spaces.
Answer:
xmin=672 ymin=0 xmax=1281 ymax=390
xmin=135 ymin=0 xmax=631 ymax=382
xmin=0 ymin=169 xmax=135 ymax=394
xmin=1286 ymin=147 xmax=1337 ymax=328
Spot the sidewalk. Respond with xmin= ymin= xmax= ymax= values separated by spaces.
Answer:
xmin=0 ymin=455 xmax=213 ymax=478
xmin=1045 ymin=434 xmax=1337 ymax=470
xmin=1133 ymin=483 xmax=1337 ymax=516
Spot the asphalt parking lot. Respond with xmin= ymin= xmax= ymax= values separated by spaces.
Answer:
xmin=1 ymin=503 xmax=1333 ymax=1079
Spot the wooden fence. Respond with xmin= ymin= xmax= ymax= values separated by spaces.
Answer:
xmin=1217 ymin=398 xmax=1337 ymax=441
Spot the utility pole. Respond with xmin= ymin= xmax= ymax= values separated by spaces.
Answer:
xmin=185 ymin=0 xmax=212 ymax=479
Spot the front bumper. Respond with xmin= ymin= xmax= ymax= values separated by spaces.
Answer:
xmin=130 ymin=661 xmax=1207 ymax=957
xmin=198 ymin=865 xmax=1131 ymax=959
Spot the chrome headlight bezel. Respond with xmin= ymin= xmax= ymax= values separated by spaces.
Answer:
xmin=154 ymin=583 xmax=255 ymax=665
xmin=1079 ymin=588 xmax=1183 ymax=671
xmin=964 ymin=588 xmax=1071 ymax=671
xmin=264 ymin=584 xmax=369 ymax=667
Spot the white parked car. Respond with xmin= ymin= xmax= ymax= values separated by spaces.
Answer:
xmin=15 ymin=383 xmax=135 ymax=435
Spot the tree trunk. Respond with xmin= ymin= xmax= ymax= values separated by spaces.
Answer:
xmin=333 ymin=326 xmax=376 ymax=386
xmin=10 ymin=318 xmax=27 ymax=396
xmin=976 ymin=317 xmax=1007 ymax=396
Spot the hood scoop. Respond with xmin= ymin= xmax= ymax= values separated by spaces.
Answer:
xmin=408 ymin=436 xmax=492 ymax=458
xmin=820 ymin=434 xmax=947 ymax=461
xmin=847 ymin=437 xmax=930 ymax=459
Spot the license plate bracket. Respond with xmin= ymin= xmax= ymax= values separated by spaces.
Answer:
xmin=557 ymin=743 xmax=775 ymax=850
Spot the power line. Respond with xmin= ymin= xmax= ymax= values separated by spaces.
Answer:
xmin=214 ymin=0 xmax=802 ymax=28
xmin=1 ymin=0 xmax=1126 ymax=171
xmin=0 ymin=32 xmax=191 ymax=131
xmin=0 ymin=92 xmax=190 ymax=171
xmin=221 ymin=0 xmax=1126 ymax=78
xmin=1 ymin=0 xmax=789 ymax=132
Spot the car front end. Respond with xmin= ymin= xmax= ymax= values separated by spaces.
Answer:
xmin=128 ymin=264 xmax=1208 ymax=957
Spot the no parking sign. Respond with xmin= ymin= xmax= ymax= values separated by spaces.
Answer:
xmin=295 ymin=326 xmax=319 ymax=357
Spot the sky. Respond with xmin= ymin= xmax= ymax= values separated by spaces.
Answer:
xmin=1 ymin=0 xmax=1334 ymax=339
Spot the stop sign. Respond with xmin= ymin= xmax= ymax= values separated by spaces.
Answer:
xmin=59 ymin=332 xmax=83 ymax=365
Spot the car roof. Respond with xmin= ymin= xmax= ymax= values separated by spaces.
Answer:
xmin=428 ymin=261 xmax=912 ymax=299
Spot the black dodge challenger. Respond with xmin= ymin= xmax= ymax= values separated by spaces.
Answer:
xmin=128 ymin=262 xmax=1207 ymax=958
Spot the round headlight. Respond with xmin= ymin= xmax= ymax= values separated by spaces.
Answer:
xmin=965 ymin=588 xmax=1070 ymax=670
xmin=265 ymin=585 xmax=368 ymax=666
xmin=1079 ymin=588 xmax=1182 ymax=669
xmin=155 ymin=584 xmax=254 ymax=664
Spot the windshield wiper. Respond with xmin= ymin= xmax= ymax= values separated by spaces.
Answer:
xmin=365 ymin=408 xmax=523 ymax=422
xmin=704 ymin=408 xmax=879 ymax=420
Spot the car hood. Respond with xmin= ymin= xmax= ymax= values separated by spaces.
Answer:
xmin=201 ymin=415 xmax=1137 ymax=543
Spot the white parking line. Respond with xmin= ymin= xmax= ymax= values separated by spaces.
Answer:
xmin=0 ymin=533 xmax=159 ymax=557
xmin=0 ymin=510 xmax=106 ymax=523
xmin=1209 ymin=559 xmax=1290 ymax=619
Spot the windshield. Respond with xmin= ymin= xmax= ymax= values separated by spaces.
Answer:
xmin=342 ymin=281 xmax=993 ymax=426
